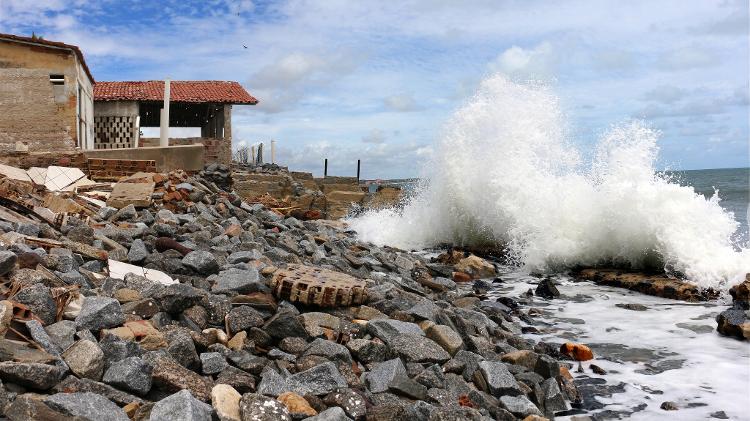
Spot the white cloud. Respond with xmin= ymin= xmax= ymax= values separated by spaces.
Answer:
xmin=361 ymin=129 xmax=386 ymax=144
xmin=383 ymin=94 xmax=420 ymax=112
xmin=642 ymin=85 xmax=686 ymax=104
xmin=592 ymin=50 xmax=635 ymax=71
xmin=657 ymin=46 xmax=717 ymax=71
xmin=488 ymin=42 xmax=556 ymax=80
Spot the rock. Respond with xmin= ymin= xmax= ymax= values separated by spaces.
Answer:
xmin=560 ymin=342 xmax=594 ymax=361
xmin=303 ymin=338 xmax=352 ymax=363
xmin=367 ymin=319 xmax=424 ymax=343
xmin=62 ymin=340 xmax=105 ymax=380
xmin=99 ymin=333 xmax=142 ymax=368
xmin=128 ymin=239 xmax=149 ymax=264
xmin=660 ymin=401 xmax=679 ymax=411
xmin=163 ymin=328 xmax=200 ymax=370
xmin=365 ymin=358 xmax=407 ymax=393
xmin=306 ymin=406 xmax=352 ymax=421
xmin=0 ymin=300 xmax=11 ymax=335
xmin=216 ymin=366 xmax=256 ymax=394
xmin=425 ymin=324 xmax=464 ymax=356
xmin=615 ymin=303 xmax=648 ymax=311
xmin=226 ymin=306 xmax=265 ymax=334
xmin=227 ymin=331 xmax=248 ymax=351
xmin=414 ymin=364 xmax=446 ymax=389
xmin=148 ymin=354 xmax=212 ymax=401
xmin=388 ymin=333 xmax=451 ymax=363
xmin=323 ymin=389 xmax=366 ymax=419
xmin=263 ymin=309 xmax=307 ymax=340
xmin=112 ymin=204 xmax=137 ymax=221
xmin=76 ymin=297 xmax=125 ymax=332
xmin=535 ymin=278 xmax=560 ymax=299
xmin=201 ymin=352 xmax=228 ymax=375
xmin=227 ymin=251 xmax=257 ymax=264
xmin=534 ymin=354 xmax=560 ymax=379
xmin=212 ymin=268 xmax=262 ymax=295
xmin=212 ymin=384 xmax=242 ymax=421
xmin=13 ymin=283 xmax=57 ymax=325
xmin=716 ymin=309 xmax=750 ymax=340
xmin=475 ymin=361 xmax=522 ymax=397
xmin=346 ymin=338 xmax=388 ymax=363
xmin=102 ymin=356 xmax=153 ymax=396
xmin=150 ymin=389 xmax=214 ymax=421
xmin=153 ymin=283 xmax=204 ymax=313
xmin=0 ymin=251 xmax=17 ymax=276
xmin=277 ymin=391 xmax=317 ymax=417
xmin=454 ymin=255 xmax=495 ymax=279
xmin=239 ymin=393 xmax=291 ymax=421
xmin=501 ymin=350 xmax=539 ymax=370
xmin=499 ymin=395 xmax=543 ymax=418
xmin=52 ymin=376 xmax=144 ymax=407
xmin=25 ymin=319 xmax=62 ymax=355
xmin=287 ymin=361 xmax=347 ymax=395
xmin=300 ymin=312 xmax=341 ymax=338
xmin=183 ymin=251 xmax=220 ymax=275
xmin=540 ymin=377 xmax=570 ymax=414
xmin=6 ymin=393 xmax=73 ymax=420
xmin=389 ymin=375 xmax=428 ymax=400
xmin=0 ymin=361 xmax=64 ymax=389
xmin=45 ymin=392 xmax=129 ymax=421
xmin=44 ymin=320 xmax=76 ymax=351
xmin=730 ymin=276 xmax=750 ymax=309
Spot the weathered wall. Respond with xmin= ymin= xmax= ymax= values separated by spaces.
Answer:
xmin=94 ymin=101 xmax=140 ymax=149
xmin=0 ymin=151 xmax=88 ymax=169
xmin=140 ymin=137 xmax=230 ymax=166
xmin=84 ymin=144 xmax=205 ymax=172
xmin=0 ymin=41 xmax=91 ymax=153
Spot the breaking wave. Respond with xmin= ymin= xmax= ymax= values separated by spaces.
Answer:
xmin=350 ymin=75 xmax=749 ymax=290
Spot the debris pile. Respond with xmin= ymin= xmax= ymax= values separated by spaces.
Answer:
xmin=0 ymin=162 xmax=580 ymax=420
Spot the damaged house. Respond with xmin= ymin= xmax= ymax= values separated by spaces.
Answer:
xmin=0 ymin=33 xmax=257 ymax=173
xmin=0 ymin=33 xmax=95 ymax=153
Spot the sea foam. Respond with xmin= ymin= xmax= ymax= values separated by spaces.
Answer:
xmin=350 ymin=75 xmax=749 ymax=290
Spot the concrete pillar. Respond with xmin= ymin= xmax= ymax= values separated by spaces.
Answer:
xmin=159 ymin=79 xmax=170 ymax=147
xmin=223 ymin=104 xmax=232 ymax=141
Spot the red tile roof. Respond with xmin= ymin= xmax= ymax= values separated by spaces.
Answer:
xmin=0 ymin=32 xmax=94 ymax=83
xmin=94 ymin=81 xmax=258 ymax=105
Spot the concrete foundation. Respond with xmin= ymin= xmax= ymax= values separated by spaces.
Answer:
xmin=84 ymin=144 xmax=204 ymax=172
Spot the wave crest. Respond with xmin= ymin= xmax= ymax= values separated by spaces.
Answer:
xmin=350 ymin=75 xmax=749 ymax=290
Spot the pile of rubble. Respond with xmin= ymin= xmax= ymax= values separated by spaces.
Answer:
xmin=232 ymin=165 xmax=403 ymax=220
xmin=0 ymin=163 xmax=582 ymax=420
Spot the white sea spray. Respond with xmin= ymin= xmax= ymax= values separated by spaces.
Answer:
xmin=350 ymin=75 xmax=749 ymax=290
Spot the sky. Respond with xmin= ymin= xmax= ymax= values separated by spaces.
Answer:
xmin=1 ymin=0 xmax=748 ymax=179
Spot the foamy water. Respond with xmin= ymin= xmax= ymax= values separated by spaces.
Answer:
xmin=490 ymin=273 xmax=750 ymax=420
xmin=351 ymin=76 xmax=749 ymax=290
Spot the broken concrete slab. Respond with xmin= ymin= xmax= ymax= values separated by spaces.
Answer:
xmin=270 ymin=264 xmax=367 ymax=307
xmin=0 ymin=163 xmax=32 ymax=183
xmin=44 ymin=166 xmax=86 ymax=191
xmin=108 ymin=260 xmax=178 ymax=286
xmin=107 ymin=182 xmax=155 ymax=209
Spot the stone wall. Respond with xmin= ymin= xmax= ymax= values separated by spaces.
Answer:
xmin=0 ymin=41 xmax=82 ymax=153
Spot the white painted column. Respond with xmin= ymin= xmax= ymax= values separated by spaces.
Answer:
xmin=159 ymin=78 xmax=171 ymax=147
xmin=271 ymin=140 xmax=276 ymax=164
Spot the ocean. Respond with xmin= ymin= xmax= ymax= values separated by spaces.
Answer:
xmin=671 ymin=167 xmax=749 ymax=246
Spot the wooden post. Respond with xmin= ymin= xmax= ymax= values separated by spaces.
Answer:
xmin=356 ymin=159 xmax=361 ymax=181
xmin=324 ymin=159 xmax=328 ymax=177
